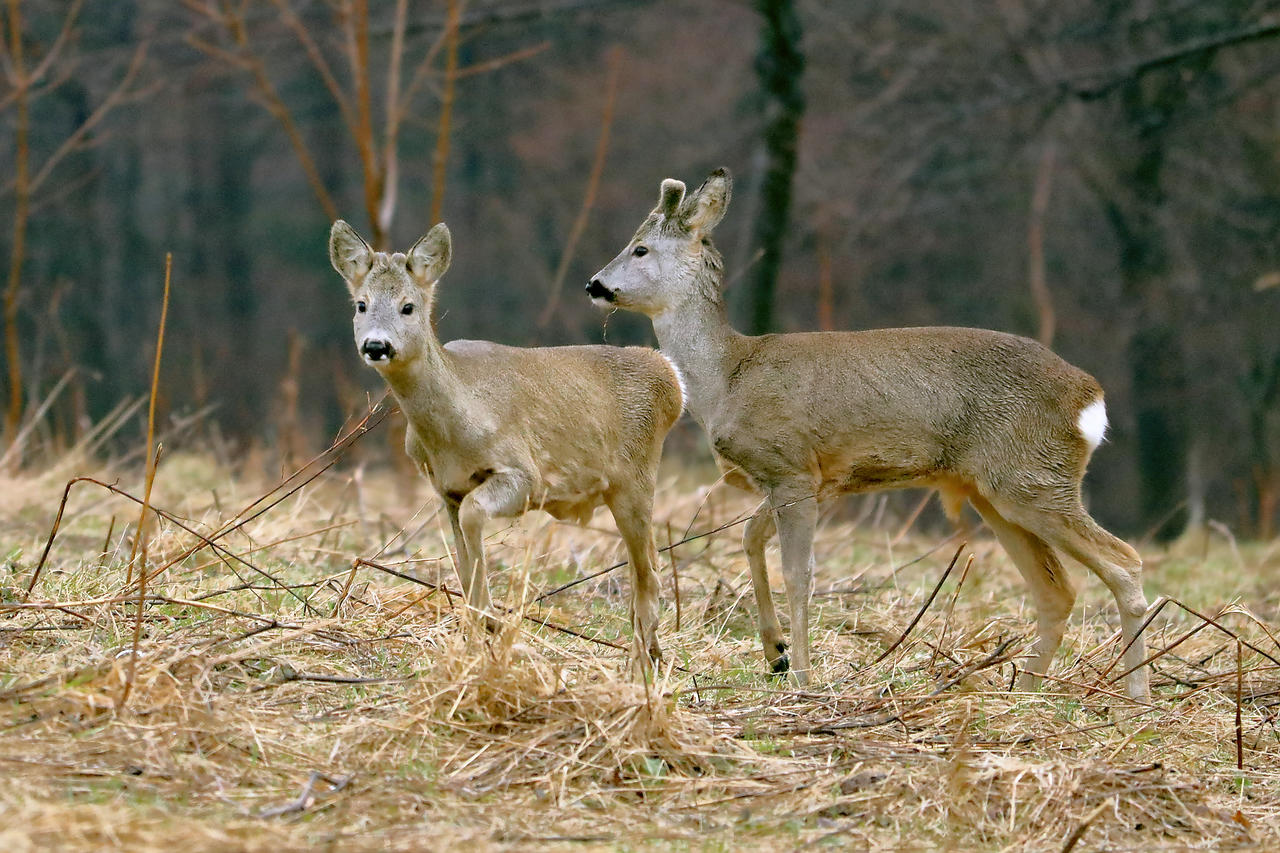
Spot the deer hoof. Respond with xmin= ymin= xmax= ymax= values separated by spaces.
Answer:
xmin=768 ymin=640 xmax=788 ymax=676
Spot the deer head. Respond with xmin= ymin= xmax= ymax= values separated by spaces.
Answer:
xmin=329 ymin=220 xmax=451 ymax=369
xmin=588 ymin=168 xmax=732 ymax=316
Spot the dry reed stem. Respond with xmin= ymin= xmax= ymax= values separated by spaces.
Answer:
xmin=127 ymin=252 xmax=171 ymax=574
xmin=874 ymin=542 xmax=966 ymax=665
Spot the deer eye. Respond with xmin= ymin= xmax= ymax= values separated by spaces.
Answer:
xmin=401 ymin=303 xmax=415 ymax=316
xmin=356 ymin=300 xmax=367 ymax=313
xmin=632 ymin=245 xmax=648 ymax=257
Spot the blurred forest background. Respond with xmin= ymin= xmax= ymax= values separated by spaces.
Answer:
xmin=2 ymin=0 xmax=1279 ymax=540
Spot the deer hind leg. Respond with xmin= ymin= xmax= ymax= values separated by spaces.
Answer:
xmin=454 ymin=470 xmax=531 ymax=630
xmin=771 ymin=492 xmax=819 ymax=686
xmin=743 ymin=499 xmax=787 ymax=674
xmin=605 ymin=483 xmax=663 ymax=680
xmin=993 ymin=496 xmax=1150 ymax=702
xmin=969 ymin=492 xmax=1076 ymax=692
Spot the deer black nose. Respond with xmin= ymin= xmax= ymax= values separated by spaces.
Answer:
xmin=361 ymin=338 xmax=394 ymax=361
xmin=586 ymin=278 xmax=615 ymax=301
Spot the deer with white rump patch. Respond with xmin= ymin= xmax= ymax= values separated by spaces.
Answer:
xmin=588 ymin=168 xmax=1151 ymax=700
xmin=330 ymin=220 xmax=683 ymax=673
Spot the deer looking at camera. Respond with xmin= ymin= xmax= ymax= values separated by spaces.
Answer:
xmin=588 ymin=169 xmax=1151 ymax=700
xmin=330 ymin=220 xmax=683 ymax=674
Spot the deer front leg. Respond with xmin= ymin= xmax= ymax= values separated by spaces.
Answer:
xmin=772 ymin=492 xmax=819 ymax=687
xmin=454 ymin=470 xmax=532 ymax=630
xmin=607 ymin=485 xmax=663 ymax=681
xmin=743 ymin=500 xmax=787 ymax=674
xmin=444 ymin=498 xmax=471 ymax=588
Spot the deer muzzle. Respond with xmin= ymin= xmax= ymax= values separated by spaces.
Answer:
xmin=360 ymin=338 xmax=395 ymax=363
xmin=586 ymin=278 xmax=616 ymax=302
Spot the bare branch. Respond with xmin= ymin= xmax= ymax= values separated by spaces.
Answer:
xmin=26 ymin=162 xmax=99 ymax=216
xmin=537 ymin=46 xmax=621 ymax=328
xmin=455 ymin=40 xmax=550 ymax=79
xmin=396 ymin=2 xmax=463 ymax=127
xmin=0 ymin=4 xmax=13 ymax=83
xmin=389 ymin=0 xmax=649 ymax=37
xmin=1065 ymin=17 xmax=1280 ymax=100
xmin=21 ymin=0 xmax=83 ymax=92
xmin=27 ymin=42 xmax=149 ymax=196
xmin=185 ymin=32 xmax=254 ymax=71
xmin=181 ymin=0 xmax=547 ymax=244
xmin=17 ymin=50 xmax=90 ymax=110
xmin=191 ymin=3 xmax=339 ymax=222
xmin=270 ymin=0 xmax=360 ymax=142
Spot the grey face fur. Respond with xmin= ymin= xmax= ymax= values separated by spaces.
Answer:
xmin=329 ymin=220 xmax=452 ymax=369
xmin=588 ymin=169 xmax=732 ymax=315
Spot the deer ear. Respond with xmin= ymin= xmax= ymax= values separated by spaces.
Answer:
xmin=656 ymin=179 xmax=686 ymax=219
xmin=407 ymin=222 xmax=452 ymax=285
xmin=679 ymin=167 xmax=732 ymax=234
xmin=329 ymin=220 xmax=373 ymax=283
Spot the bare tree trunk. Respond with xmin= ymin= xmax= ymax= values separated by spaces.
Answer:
xmin=347 ymin=0 xmax=384 ymax=248
xmin=1244 ymin=352 xmax=1280 ymax=537
xmin=4 ymin=0 xmax=30 ymax=447
xmin=191 ymin=0 xmax=543 ymax=248
xmin=1101 ymin=63 xmax=1205 ymax=539
xmin=816 ymin=230 xmax=833 ymax=331
xmin=378 ymin=0 xmax=410 ymax=238
xmin=1027 ymin=140 xmax=1057 ymax=347
xmin=1173 ymin=433 xmax=1208 ymax=554
xmin=430 ymin=0 xmax=461 ymax=225
xmin=743 ymin=0 xmax=804 ymax=336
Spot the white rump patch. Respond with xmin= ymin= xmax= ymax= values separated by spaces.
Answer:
xmin=1077 ymin=398 xmax=1108 ymax=450
xmin=659 ymin=352 xmax=688 ymax=412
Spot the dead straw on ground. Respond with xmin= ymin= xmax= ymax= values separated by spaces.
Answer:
xmin=2 ymin=433 xmax=1280 ymax=851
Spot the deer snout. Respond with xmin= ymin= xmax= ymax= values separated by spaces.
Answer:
xmin=360 ymin=338 xmax=395 ymax=363
xmin=586 ymin=278 xmax=616 ymax=302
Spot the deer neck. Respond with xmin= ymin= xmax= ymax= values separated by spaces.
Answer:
xmin=378 ymin=330 xmax=476 ymax=445
xmin=651 ymin=290 xmax=742 ymax=428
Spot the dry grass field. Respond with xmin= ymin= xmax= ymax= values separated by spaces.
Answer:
xmin=3 ymin=421 xmax=1280 ymax=851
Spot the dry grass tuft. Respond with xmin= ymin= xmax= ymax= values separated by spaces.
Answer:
xmin=3 ymin=442 xmax=1280 ymax=850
